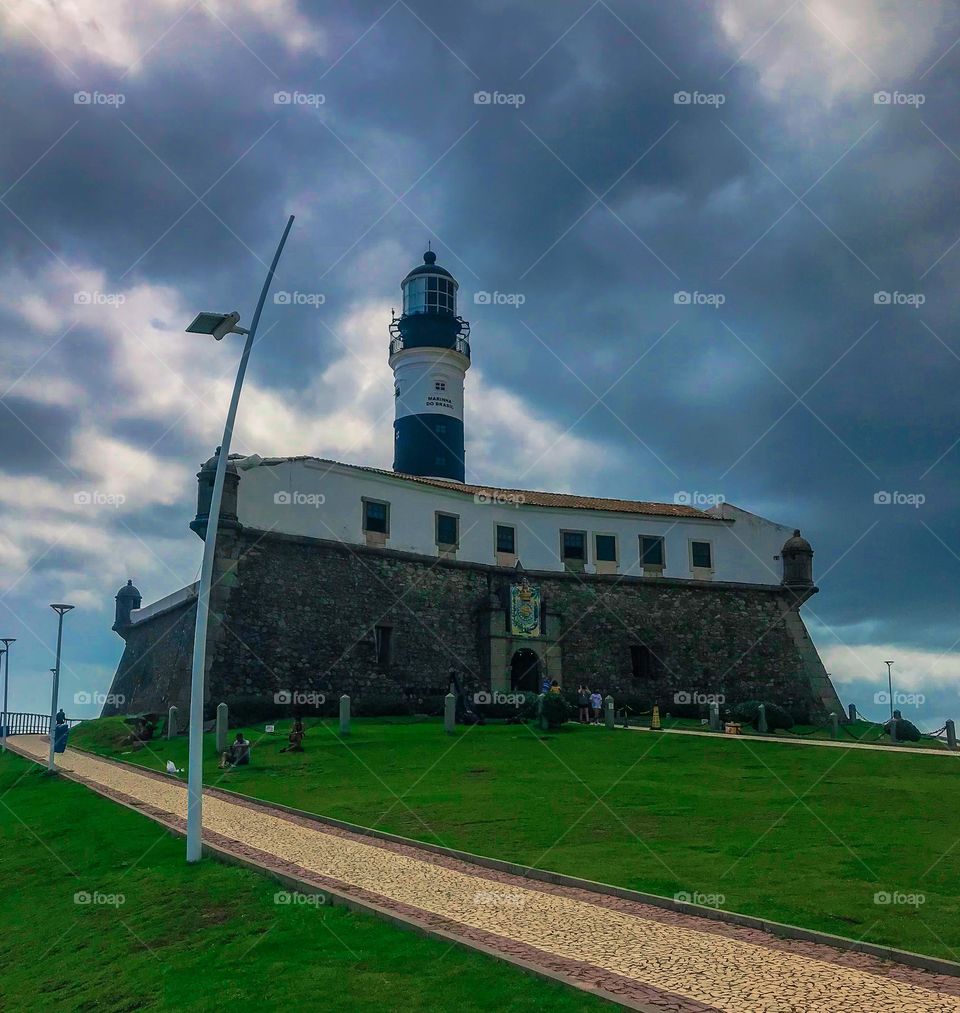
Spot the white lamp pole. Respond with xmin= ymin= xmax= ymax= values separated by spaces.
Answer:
xmin=48 ymin=605 xmax=74 ymax=771
xmin=0 ymin=641 xmax=10 ymax=750
xmin=884 ymin=660 xmax=894 ymax=720
xmin=185 ymin=214 xmax=295 ymax=863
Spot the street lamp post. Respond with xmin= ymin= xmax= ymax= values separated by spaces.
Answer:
xmin=48 ymin=605 xmax=75 ymax=771
xmin=0 ymin=638 xmax=12 ymax=751
xmin=184 ymin=214 xmax=295 ymax=863
xmin=884 ymin=660 xmax=894 ymax=720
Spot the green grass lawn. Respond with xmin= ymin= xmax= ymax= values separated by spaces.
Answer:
xmin=69 ymin=716 xmax=960 ymax=963
xmin=0 ymin=750 xmax=607 ymax=1012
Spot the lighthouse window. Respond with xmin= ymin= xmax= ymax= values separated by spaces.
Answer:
xmin=363 ymin=498 xmax=390 ymax=535
xmin=434 ymin=380 xmax=446 ymax=391
xmin=436 ymin=512 xmax=459 ymax=547
xmin=690 ymin=540 xmax=713 ymax=570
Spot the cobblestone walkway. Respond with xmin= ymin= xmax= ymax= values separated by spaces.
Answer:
xmin=11 ymin=736 xmax=960 ymax=1012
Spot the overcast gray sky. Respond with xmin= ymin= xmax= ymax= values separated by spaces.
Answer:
xmin=1 ymin=1 xmax=958 ymax=728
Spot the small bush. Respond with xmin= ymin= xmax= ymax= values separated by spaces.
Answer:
xmin=729 ymin=700 xmax=794 ymax=731
xmin=540 ymin=693 xmax=570 ymax=729
xmin=893 ymin=717 xmax=922 ymax=742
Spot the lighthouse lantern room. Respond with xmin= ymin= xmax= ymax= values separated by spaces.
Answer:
xmin=389 ymin=250 xmax=471 ymax=483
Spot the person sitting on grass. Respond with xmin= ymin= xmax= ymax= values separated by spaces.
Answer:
xmin=280 ymin=717 xmax=305 ymax=753
xmin=219 ymin=732 xmax=251 ymax=768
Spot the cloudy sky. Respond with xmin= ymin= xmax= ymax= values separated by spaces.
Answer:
xmin=1 ymin=1 xmax=958 ymax=728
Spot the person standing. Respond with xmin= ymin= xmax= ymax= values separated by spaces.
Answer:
xmin=589 ymin=688 xmax=602 ymax=725
xmin=577 ymin=685 xmax=591 ymax=724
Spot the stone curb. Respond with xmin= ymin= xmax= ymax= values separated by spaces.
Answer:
xmin=21 ymin=740 xmax=960 ymax=981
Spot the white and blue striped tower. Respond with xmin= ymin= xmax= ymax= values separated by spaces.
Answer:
xmin=389 ymin=250 xmax=471 ymax=482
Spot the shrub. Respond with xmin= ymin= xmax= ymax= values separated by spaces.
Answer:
xmin=893 ymin=717 xmax=922 ymax=742
xmin=540 ymin=693 xmax=570 ymax=729
xmin=728 ymin=700 xmax=794 ymax=731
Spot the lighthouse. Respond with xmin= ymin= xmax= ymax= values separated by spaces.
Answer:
xmin=389 ymin=250 xmax=471 ymax=482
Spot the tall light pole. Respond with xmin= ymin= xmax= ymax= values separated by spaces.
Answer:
xmin=884 ymin=660 xmax=894 ymax=720
xmin=48 ymin=605 xmax=75 ymax=771
xmin=0 ymin=638 xmax=12 ymax=751
xmin=184 ymin=214 xmax=295 ymax=863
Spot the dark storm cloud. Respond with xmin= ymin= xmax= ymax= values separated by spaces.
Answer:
xmin=2 ymin=0 xmax=960 ymax=716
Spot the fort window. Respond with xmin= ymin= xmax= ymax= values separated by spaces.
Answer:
xmin=690 ymin=540 xmax=713 ymax=572
xmin=640 ymin=535 xmax=665 ymax=570
xmin=362 ymin=498 xmax=390 ymax=535
xmin=374 ymin=625 xmax=393 ymax=668
xmin=496 ymin=524 xmax=516 ymax=554
xmin=630 ymin=644 xmax=656 ymax=679
xmin=561 ymin=529 xmax=587 ymax=571
xmin=436 ymin=512 xmax=459 ymax=548
xmin=594 ymin=534 xmax=617 ymax=562
xmin=434 ymin=379 xmax=446 ymax=391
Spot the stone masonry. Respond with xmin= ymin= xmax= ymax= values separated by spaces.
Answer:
xmin=107 ymin=526 xmax=842 ymax=722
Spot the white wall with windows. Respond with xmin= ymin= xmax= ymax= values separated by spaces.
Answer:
xmin=234 ymin=457 xmax=798 ymax=586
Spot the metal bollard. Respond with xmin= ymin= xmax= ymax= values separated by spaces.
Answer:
xmin=757 ymin=704 xmax=768 ymax=734
xmin=830 ymin=712 xmax=839 ymax=740
xmin=167 ymin=705 xmax=178 ymax=740
xmin=339 ymin=694 xmax=350 ymax=735
xmin=604 ymin=695 xmax=614 ymax=730
xmin=946 ymin=719 xmax=957 ymax=751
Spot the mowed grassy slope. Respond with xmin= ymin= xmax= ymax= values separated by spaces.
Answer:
xmin=72 ymin=717 xmax=960 ymax=962
xmin=0 ymin=751 xmax=607 ymax=1013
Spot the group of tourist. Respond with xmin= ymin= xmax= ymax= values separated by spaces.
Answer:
xmin=218 ymin=717 xmax=308 ymax=769
xmin=577 ymin=685 xmax=604 ymax=725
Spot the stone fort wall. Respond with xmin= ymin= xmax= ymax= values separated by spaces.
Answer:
xmin=107 ymin=528 xmax=842 ymax=722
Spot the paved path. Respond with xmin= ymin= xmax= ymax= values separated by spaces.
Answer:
xmin=629 ymin=725 xmax=958 ymax=756
xmin=10 ymin=736 xmax=960 ymax=1012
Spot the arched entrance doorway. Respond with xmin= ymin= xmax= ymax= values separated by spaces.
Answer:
xmin=510 ymin=648 xmax=541 ymax=692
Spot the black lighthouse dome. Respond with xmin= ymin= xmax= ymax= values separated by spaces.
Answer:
xmin=390 ymin=250 xmax=470 ymax=356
